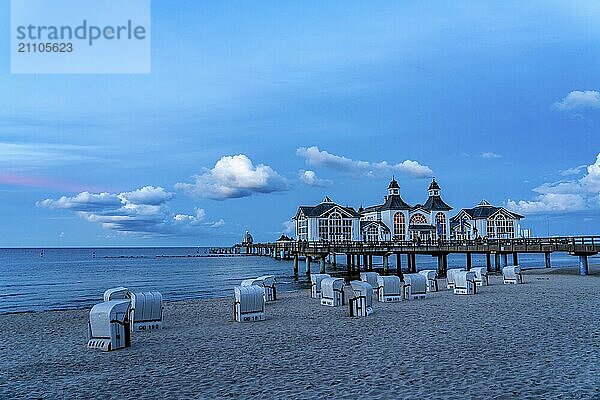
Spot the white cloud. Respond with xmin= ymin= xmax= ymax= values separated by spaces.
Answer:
xmin=211 ymin=219 xmax=225 ymax=228
xmin=38 ymin=186 xmax=222 ymax=237
xmin=298 ymin=170 xmax=332 ymax=187
xmin=507 ymin=193 xmax=587 ymax=213
xmin=481 ymin=152 xmax=501 ymax=159
xmin=296 ymin=146 xmax=433 ymax=178
xmin=507 ymin=153 xmax=600 ymax=214
xmin=553 ymin=90 xmax=600 ymax=112
xmin=560 ymin=165 xmax=587 ymax=176
xmin=176 ymin=154 xmax=288 ymax=200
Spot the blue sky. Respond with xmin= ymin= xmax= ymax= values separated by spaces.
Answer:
xmin=1 ymin=1 xmax=600 ymax=246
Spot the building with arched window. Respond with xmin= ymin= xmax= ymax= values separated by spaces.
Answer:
xmin=293 ymin=196 xmax=361 ymax=241
xmin=450 ymin=200 xmax=524 ymax=239
xmin=359 ymin=178 xmax=452 ymax=242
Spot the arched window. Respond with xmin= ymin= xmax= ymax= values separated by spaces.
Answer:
xmin=492 ymin=213 xmax=514 ymax=238
xmin=329 ymin=212 xmax=342 ymax=242
xmin=366 ymin=225 xmax=379 ymax=242
xmin=435 ymin=212 xmax=447 ymax=240
xmin=393 ymin=212 xmax=405 ymax=241
xmin=410 ymin=214 xmax=427 ymax=225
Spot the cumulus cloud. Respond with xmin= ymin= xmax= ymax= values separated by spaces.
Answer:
xmin=481 ymin=152 xmax=501 ymax=159
xmin=553 ymin=90 xmax=600 ymax=112
xmin=38 ymin=186 xmax=223 ymax=237
xmin=296 ymin=146 xmax=433 ymax=178
xmin=298 ymin=170 xmax=332 ymax=187
xmin=176 ymin=154 xmax=288 ymax=200
xmin=507 ymin=153 xmax=600 ymax=213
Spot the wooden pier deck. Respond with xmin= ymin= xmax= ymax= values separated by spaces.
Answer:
xmin=243 ymin=236 xmax=600 ymax=277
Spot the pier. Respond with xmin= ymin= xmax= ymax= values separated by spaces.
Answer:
xmin=243 ymin=236 xmax=599 ymax=278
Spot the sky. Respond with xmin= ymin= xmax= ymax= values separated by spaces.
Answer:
xmin=1 ymin=0 xmax=600 ymax=246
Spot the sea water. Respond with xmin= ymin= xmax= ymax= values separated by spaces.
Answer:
xmin=0 ymin=247 xmax=585 ymax=314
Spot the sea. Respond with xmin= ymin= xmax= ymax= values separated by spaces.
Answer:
xmin=0 ymin=247 xmax=592 ymax=314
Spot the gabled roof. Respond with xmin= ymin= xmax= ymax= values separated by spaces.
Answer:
xmin=423 ymin=195 xmax=452 ymax=211
xmin=410 ymin=204 xmax=430 ymax=213
xmin=294 ymin=202 xmax=360 ymax=219
xmin=360 ymin=220 xmax=390 ymax=232
xmin=451 ymin=202 xmax=523 ymax=221
xmin=362 ymin=194 xmax=411 ymax=213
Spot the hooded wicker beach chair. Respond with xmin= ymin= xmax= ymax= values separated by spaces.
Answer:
xmin=233 ymin=285 xmax=266 ymax=322
xmin=403 ymin=273 xmax=427 ymax=300
xmin=320 ymin=277 xmax=345 ymax=307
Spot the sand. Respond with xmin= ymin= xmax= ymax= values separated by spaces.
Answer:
xmin=1 ymin=268 xmax=599 ymax=399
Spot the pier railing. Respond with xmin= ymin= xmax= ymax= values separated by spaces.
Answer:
xmin=248 ymin=236 xmax=600 ymax=256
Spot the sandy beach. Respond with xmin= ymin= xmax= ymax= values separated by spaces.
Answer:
xmin=1 ymin=268 xmax=599 ymax=399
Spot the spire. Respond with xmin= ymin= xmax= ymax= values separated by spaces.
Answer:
xmin=428 ymin=178 xmax=440 ymax=197
xmin=387 ymin=176 xmax=400 ymax=196
xmin=321 ymin=196 xmax=333 ymax=203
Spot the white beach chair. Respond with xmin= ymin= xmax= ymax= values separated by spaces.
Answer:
xmin=310 ymin=273 xmax=331 ymax=299
xmin=87 ymin=300 xmax=132 ymax=351
xmin=103 ymin=287 xmax=129 ymax=301
xmin=129 ymin=291 xmax=163 ymax=332
xmin=446 ymin=268 xmax=465 ymax=289
xmin=502 ymin=266 xmax=523 ymax=284
xmin=403 ymin=274 xmax=427 ymax=300
xmin=470 ymin=267 xmax=489 ymax=286
xmin=360 ymin=272 xmax=381 ymax=300
xmin=453 ymin=271 xmax=477 ymax=295
xmin=348 ymin=281 xmax=373 ymax=317
xmin=376 ymin=275 xmax=403 ymax=302
xmin=320 ymin=277 xmax=345 ymax=307
xmin=233 ymin=285 xmax=266 ymax=323
xmin=102 ymin=287 xmax=164 ymax=332
xmin=418 ymin=270 xmax=438 ymax=292
xmin=241 ymin=275 xmax=277 ymax=302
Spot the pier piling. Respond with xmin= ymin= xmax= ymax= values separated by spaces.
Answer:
xmin=494 ymin=253 xmax=501 ymax=272
xmin=293 ymin=255 xmax=299 ymax=280
xmin=545 ymin=252 xmax=551 ymax=269
xmin=579 ymin=255 xmax=589 ymax=276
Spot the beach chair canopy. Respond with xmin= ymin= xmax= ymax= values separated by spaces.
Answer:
xmin=234 ymin=285 xmax=265 ymax=313
xmin=130 ymin=291 xmax=163 ymax=324
xmin=446 ymin=268 xmax=465 ymax=284
xmin=418 ymin=270 xmax=437 ymax=280
xmin=502 ymin=266 xmax=521 ymax=279
xmin=360 ymin=272 xmax=380 ymax=289
xmin=256 ymin=275 xmax=276 ymax=288
xmin=311 ymin=273 xmax=331 ymax=289
xmin=377 ymin=275 xmax=402 ymax=296
xmin=321 ymin=277 xmax=344 ymax=298
xmin=403 ymin=273 xmax=427 ymax=294
xmin=350 ymin=280 xmax=373 ymax=306
xmin=89 ymin=300 xmax=130 ymax=339
xmin=103 ymin=287 xmax=129 ymax=302
xmin=470 ymin=267 xmax=487 ymax=279
xmin=454 ymin=271 xmax=476 ymax=288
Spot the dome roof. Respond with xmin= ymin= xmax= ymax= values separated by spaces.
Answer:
xmin=388 ymin=177 xmax=400 ymax=189
xmin=242 ymin=231 xmax=253 ymax=245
